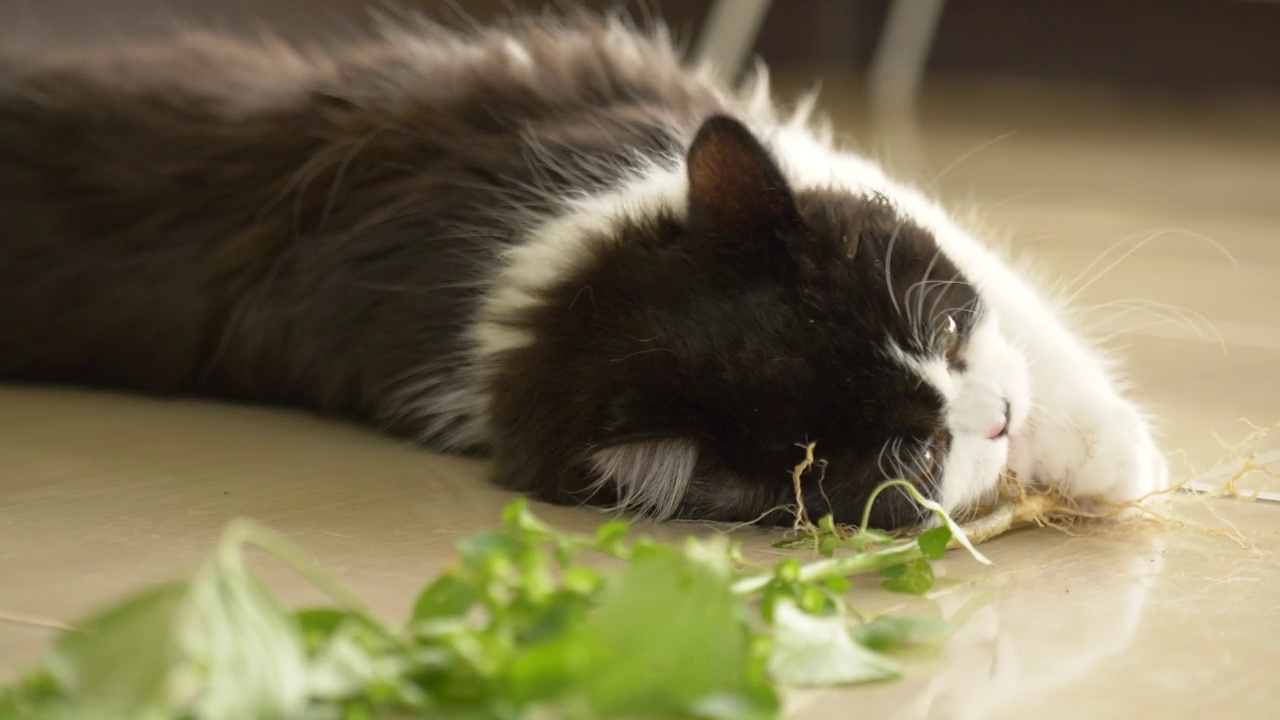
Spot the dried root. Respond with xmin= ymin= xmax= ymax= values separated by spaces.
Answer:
xmin=787 ymin=421 xmax=1278 ymax=550
xmin=790 ymin=442 xmax=818 ymax=534
xmin=962 ymin=426 xmax=1280 ymax=548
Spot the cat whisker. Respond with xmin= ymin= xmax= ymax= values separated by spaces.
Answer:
xmin=1094 ymin=320 xmax=1219 ymax=348
xmin=926 ymin=131 xmax=1019 ymax=191
xmin=1062 ymin=227 xmax=1236 ymax=303
xmin=883 ymin=212 xmax=907 ymax=319
xmin=875 ymin=439 xmax=895 ymax=481
xmin=1079 ymin=298 xmax=1226 ymax=353
xmin=608 ymin=347 xmax=678 ymax=362
xmin=968 ymin=187 xmax=1042 ymax=215
xmin=906 ymin=248 xmax=948 ymax=346
xmin=922 ymin=278 xmax=968 ymax=332
xmin=904 ymin=277 xmax=962 ymax=346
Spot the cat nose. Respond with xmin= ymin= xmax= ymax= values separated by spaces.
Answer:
xmin=987 ymin=418 xmax=1007 ymax=440
xmin=987 ymin=400 xmax=1011 ymax=440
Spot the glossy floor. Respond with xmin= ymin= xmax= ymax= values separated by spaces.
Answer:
xmin=2 ymin=79 xmax=1278 ymax=718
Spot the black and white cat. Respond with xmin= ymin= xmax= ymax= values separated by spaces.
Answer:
xmin=0 ymin=11 xmax=1168 ymax=528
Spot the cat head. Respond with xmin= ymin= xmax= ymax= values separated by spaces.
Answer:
xmin=487 ymin=115 xmax=1030 ymax=528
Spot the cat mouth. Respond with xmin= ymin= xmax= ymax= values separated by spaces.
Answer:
xmin=991 ymin=399 xmax=1012 ymax=439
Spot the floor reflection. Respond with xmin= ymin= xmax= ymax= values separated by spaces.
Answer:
xmin=791 ymin=535 xmax=1166 ymax=719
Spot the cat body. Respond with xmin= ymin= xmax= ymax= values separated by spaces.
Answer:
xmin=0 ymin=12 xmax=1168 ymax=527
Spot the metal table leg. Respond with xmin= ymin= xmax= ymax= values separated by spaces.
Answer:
xmin=694 ymin=0 xmax=946 ymax=111
xmin=693 ymin=0 xmax=774 ymax=79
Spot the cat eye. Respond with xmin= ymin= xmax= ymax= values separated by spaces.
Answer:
xmin=940 ymin=314 xmax=963 ymax=366
xmin=920 ymin=447 xmax=939 ymax=479
xmin=919 ymin=429 xmax=950 ymax=480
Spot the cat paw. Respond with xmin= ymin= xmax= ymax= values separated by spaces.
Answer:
xmin=1011 ymin=398 xmax=1170 ymax=508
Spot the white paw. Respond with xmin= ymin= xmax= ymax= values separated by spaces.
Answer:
xmin=1011 ymin=397 xmax=1170 ymax=507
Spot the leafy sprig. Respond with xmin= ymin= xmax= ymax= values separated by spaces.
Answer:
xmin=1 ymin=483 xmax=989 ymax=719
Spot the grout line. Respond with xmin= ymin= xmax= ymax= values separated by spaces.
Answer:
xmin=1185 ymin=484 xmax=1280 ymax=503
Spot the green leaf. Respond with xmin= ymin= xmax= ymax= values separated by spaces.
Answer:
xmin=854 ymin=615 xmax=952 ymax=652
xmin=503 ymin=630 xmax=581 ymax=706
xmin=879 ymin=558 xmax=935 ymax=595
xmin=766 ymin=601 xmax=900 ymax=687
xmin=179 ymin=538 xmax=312 ymax=719
xmin=574 ymin=542 xmax=777 ymax=717
xmin=305 ymin=620 xmax=403 ymax=705
xmin=818 ymin=534 xmax=839 ymax=558
xmin=46 ymin=581 xmax=188 ymax=714
xmin=817 ymin=515 xmax=838 ymax=534
xmin=0 ymin=670 xmax=92 ymax=720
xmin=917 ymin=526 xmax=952 ymax=560
xmin=771 ymin=537 xmax=814 ymax=550
xmin=797 ymin=586 xmax=828 ymax=615
xmin=879 ymin=563 xmax=907 ymax=578
xmin=295 ymin=608 xmax=352 ymax=648
xmin=553 ymin=539 xmax=577 ymax=567
xmin=774 ymin=557 xmax=800 ymax=584
xmin=456 ymin=531 xmax=526 ymax=568
xmin=594 ymin=519 xmax=630 ymax=547
xmin=412 ymin=574 xmax=479 ymax=622
xmin=500 ymin=497 xmax=534 ymax=528
xmin=822 ymin=575 xmax=851 ymax=594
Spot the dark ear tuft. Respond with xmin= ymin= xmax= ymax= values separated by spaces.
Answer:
xmin=686 ymin=115 xmax=802 ymax=242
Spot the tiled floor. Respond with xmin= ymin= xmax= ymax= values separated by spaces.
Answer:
xmin=2 ymin=77 xmax=1278 ymax=718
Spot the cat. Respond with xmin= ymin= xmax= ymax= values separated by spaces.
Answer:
xmin=0 ymin=10 xmax=1169 ymax=528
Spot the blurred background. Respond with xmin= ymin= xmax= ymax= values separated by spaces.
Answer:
xmin=5 ymin=0 xmax=1279 ymax=92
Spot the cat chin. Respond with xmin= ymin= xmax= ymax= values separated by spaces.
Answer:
xmin=938 ymin=434 xmax=1009 ymax=515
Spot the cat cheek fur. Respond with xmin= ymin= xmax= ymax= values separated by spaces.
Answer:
xmin=933 ymin=313 xmax=1031 ymax=513
xmin=586 ymin=438 xmax=700 ymax=519
xmin=884 ymin=310 xmax=1023 ymax=515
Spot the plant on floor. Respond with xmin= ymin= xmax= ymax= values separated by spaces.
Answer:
xmin=0 ymin=480 xmax=991 ymax=720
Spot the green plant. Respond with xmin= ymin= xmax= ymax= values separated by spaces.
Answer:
xmin=1 ymin=482 xmax=989 ymax=720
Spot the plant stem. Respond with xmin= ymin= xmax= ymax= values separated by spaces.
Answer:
xmin=955 ymin=494 xmax=1057 ymax=546
xmin=220 ymin=519 xmax=411 ymax=650
xmin=731 ymin=541 xmax=923 ymax=596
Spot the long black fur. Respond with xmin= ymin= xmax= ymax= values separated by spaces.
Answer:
xmin=0 ymin=12 xmax=979 ymax=528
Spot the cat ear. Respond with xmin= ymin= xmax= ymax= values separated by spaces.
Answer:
xmin=586 ymin=437 xmax=699 ymax=520
xmin=686 ymin=115 xmax=803 ymax=241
